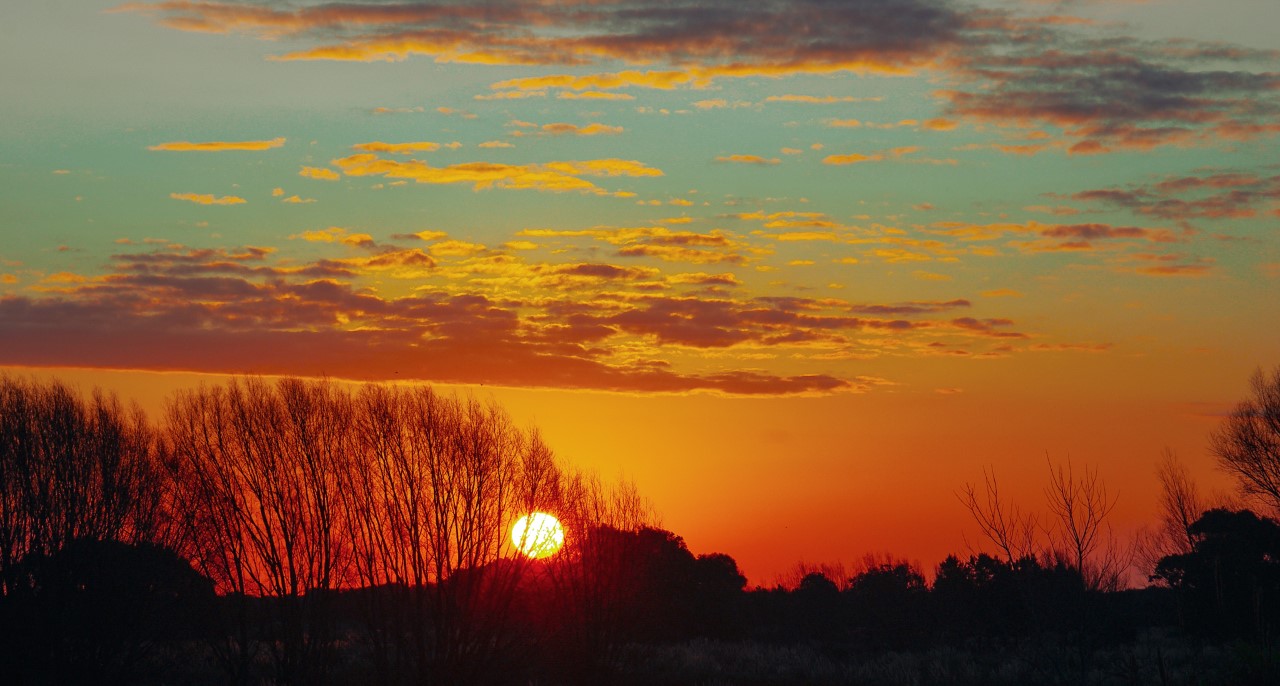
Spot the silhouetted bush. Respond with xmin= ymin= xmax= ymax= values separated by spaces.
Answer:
xmin=0 ymin=539 xmax=215 ymax=685
xmin=1155 ymin=508 xmax=1280 ymax=638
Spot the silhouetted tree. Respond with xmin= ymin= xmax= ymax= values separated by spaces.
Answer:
xmin=0 ymin=376 xmax=166 ymax=595
xmin=846 ymin=558 xmax=928 ymax=647
xmin=1044 ymin=456 xmax=1125 ymax=592
xmin=1154 ymin=508 xmax=1280 ymax=637
xmin=163 ymin=378 xmax=356 ymax=684
xmin=1213 ymin=365 xmax=1280 ymax=516
xmin=1136 ymin=449 xmax=1209 ymax=580
xmin=960 ymin=467 xmax=1039 ymax=562
xmin=961 ymin=457 xmax=1125 ymax=592
xmin=1 ymin=539 xmax=214 ymax=685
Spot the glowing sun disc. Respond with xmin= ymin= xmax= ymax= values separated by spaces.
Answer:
xmin=511 ymin=512 xmax=565 ymax=559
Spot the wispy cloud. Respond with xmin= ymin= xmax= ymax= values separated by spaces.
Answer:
xmin=149 ymin=137 xmax=285 ymax=152
xmin=169 ymin=192 xmax=246 ymax=205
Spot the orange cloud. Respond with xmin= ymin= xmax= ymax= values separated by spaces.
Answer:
xmin=331 ymin=154 xmax=660 ymax=194
xmin=300 ymin=166 xmax=341 ymax=181
xmin=148 ymin=137 xmax=285 ymax=152
xmin=716 ymin=155 xmax=781 ymax=165
xmin=169 ymin=192 xmax=246 ymax=205
xmin=474 ymin=90 xmax=546 ymax=100
xmin=491 ymin=70 xmax=695 ymax=92
xmin=352 ymin=141 xmax=441 ymax=154
xmin=822 ymin=153 xmax=882 ymax=165
xmin=290 ymin=227 xmax=374 ymax=248
xmin=765 ymin=95 xmax=877 ymax=104
xmin=540 ymin=122 xmax=624 ymax=136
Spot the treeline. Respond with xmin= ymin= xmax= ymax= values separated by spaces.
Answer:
xmin=0 ymin=376 xmax=674 ymax=685
xmin=3 ymin=374 xmax=1280 ymax=686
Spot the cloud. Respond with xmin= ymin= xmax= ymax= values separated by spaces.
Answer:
xmin=390 ymin=230 xmax=449 ymax=242
xmin=478 ymin=140 xmax=515 ymax=148
xmin=941 ymin=35 xmax=1280 ymax=153
xmin=0 ymin=234 xmax=1043 ymax=395
xmin=765 ymin=95 xmax=878 ymax=104
xmin=716 ymin=155 xmax=781 ymax=165
xmin=556 ymin=90 xmax=635 ymax=100
xmin=123 ymin=1 xmax=1280 ymax=154
xmin=328 ymin=154 xmax=661 ymax=195
xmin=539 ymin=122 xmax=624 ymax=136
xmin=290 ymin=227 xmax=375 ymax=248
xmin=1126 ymin=253 xmax=1215 ymax=277
xmin=124 ymin=0 xmax=976 ymax=78
xmin=474 ymin=89 xmax=546 ymax=100
xmin=300 ymin=166 xmax=341 ymax=181
xmin=523 ymin=226 xmax=750 ymax=265
xmin=148 ymin=137 xmax=285 ymax=152
xmin=372 ymin=105 xmax=425 ymax=114
xmin=492 ymin=70 xmax=695 ymax=92
xmin=822 ymin=153 xmax=881 ymax=165
xmin=1073 ymin=172 xmax=1280 ymax=221
xmin=169 ymin=192 xmax=246 ymax=205
xmin=352 ymin=141 xmax=441 ymax=154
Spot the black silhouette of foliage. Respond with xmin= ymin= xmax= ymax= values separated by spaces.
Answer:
xmin=0 ymin=376 xmax=167 ymax=593
xmin=0 ymin=539 xmax=215 ymax=684
xmin=1154 ymin=508 xmax=1280 ymax=637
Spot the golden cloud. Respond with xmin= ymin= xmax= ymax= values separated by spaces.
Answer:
xmin=148 ymin=137 xmax=285 ymax=152
xmin=332 ymin=154 xmax=660 ymax=193
xmin=716 ymin=155 xmax=781 ymax=165
xmin=169 ymin=192 xmax=247 ymax=205
xmin=540 ymin=122 xmax=624 ymax=136
xmin=352 ymin=141 xmax=441 ymax=154
xmin=299 ymin=166 xmax=341 ymax=181
xmin=822 ymin=153 xmax=882 ymax=165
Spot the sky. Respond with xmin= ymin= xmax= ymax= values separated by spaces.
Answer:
xmin=2 ymin=0 xmax=1279 ymax=585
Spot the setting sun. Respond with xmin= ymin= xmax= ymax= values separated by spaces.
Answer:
xmin=511 ymin=512 xmax=565 ymax=559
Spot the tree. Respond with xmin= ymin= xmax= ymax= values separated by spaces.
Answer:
xmin=1212 ymin=365 xmax=1280 ymax=516
xmin=959 ymin=467 xmax=1038 ymax=563
xmin=1135 ymin=449 xmax=1206 ymax=578
xmin=960 ymin=456 xmax=1124 ymax=591
xmin=163 ymin=378 xmax=355 ymax=684
xmin=1043 ymin=456 xmax=1125 ymax=592
xmin=0 ymin=376 xmax=165 ymax=595
xmin=1153 ymin=508 xmax=1280 ymax=637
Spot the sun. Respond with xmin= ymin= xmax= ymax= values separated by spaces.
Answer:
xmin=511 ymin=512 xmax=565 ymax=559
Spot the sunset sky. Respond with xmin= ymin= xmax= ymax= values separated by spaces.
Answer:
xmin=3 ymin=0 xmax=1279 ymax=584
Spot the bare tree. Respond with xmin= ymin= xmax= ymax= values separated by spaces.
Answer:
xmin=0 ymin=376 xmax=163 ymax=594
xmin=961 ymin=456 xmax=1126 ymax=590
xmin=1212 ymin=365 xmax=1280 ymax=516
xmin=1043 ymin=455 xmax=1125 ymax=592
xmin=164 ymin=378 xmax=354 ymax=684
xmin=335 ymin=383 xmax=566 ymax=684
xmin=959 ymin=467 xmax=1039 ymax=563
xmin=1134 ymin=448 xmax=1205 ymax=578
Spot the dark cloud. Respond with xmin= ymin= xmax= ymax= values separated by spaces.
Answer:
xmin=123 ymin=1 xmax=1280 ymax=151
xmin=1074 ymin=172 xmax=1280 ymax=221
